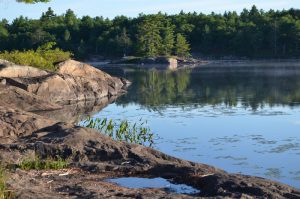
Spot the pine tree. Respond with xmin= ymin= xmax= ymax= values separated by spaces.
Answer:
xmin=137 ymin=17 xmax=162 ymax=57
xmin=119 ymin=27 xmax=131 ymax=56
xmin=161 ymin=21 xmax=175 ymax=56
xmin=175 ymin=33 xmax=190 ymax=58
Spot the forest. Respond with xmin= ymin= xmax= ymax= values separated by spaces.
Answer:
xmin=1 ymin=5 xmax=300 ymax=59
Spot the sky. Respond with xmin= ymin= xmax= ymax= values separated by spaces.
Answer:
xmin=0 ymin=0 xmax=300 ymax=21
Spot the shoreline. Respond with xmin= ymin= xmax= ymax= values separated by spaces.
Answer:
xmin=0 ymin=59 xmax=300 ymax=198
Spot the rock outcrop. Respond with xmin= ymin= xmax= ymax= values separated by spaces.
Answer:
xmin=0 ymin=84 xmax=61 ymax=112
xmin=0 ymin=59 xmax=49 ymax=78
xmin=0 ymin=106 xmax=56 ymax=142
xmin=0 ymin=106 xmax=299 ymax=198
xmin=1 ymin=59 xmax=130 ymax=104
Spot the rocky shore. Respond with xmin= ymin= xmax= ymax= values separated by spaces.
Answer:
xmin=0 ymin=59 xmax=300 ymax=198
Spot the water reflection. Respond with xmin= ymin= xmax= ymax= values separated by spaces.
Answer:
xmin=106 ymin=67 xmax=300 ymax=110
xmin=35 ymin=96 xmax=118 ymax=123
xmin=94 ymin=64 xmax=300 ymax=188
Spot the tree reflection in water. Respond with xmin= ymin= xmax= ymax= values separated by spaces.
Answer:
xmin=106 ymin=67 xmax=300 ymax=111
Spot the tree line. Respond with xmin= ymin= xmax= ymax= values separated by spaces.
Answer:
xmin=1 ymin=5 xmax=300 ymax=59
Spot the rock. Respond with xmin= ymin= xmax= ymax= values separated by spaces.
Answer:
xmin=58 ymin=59 xmax=128 ymax=90
xmin=1 ymin=59 xmax=129 ymax=103
xmin=167 ymin=57 xmax=178 ymax=70
xmin=0 ymin=106 xmax=56 ymax=142
xmin=0 ymin=85 xmax=62 ymax=112
xmin=0 ymin=59 xmax=49 ymax=77
xmin=3 ymin=74 xmax=109 ymax=103
xmin=9 ymin=169 xmax=194 ymax=199
xmin=142 ymin=57 xmax=177 ymax=66
xmin=0 ymin=107 xmax=299 ymax=198
xmin=112 ymin=56 xmax=178 ymax=70
xmin=0 ymin=78 xmax=6 ymax=85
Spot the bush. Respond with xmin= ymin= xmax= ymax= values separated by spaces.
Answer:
xmin=0 ymin=42 xmax=72 ymax=71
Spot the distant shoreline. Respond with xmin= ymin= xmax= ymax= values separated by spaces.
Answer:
xmin=86 ymin=57 xmax=300 ymax=69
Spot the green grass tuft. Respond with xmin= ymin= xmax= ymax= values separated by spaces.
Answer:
xmin=18 ymin=156 xmax=68 ymax=171
xmin=0 ymin=166 xmax=14 ymax=199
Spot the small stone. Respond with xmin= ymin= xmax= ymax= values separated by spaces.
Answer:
xmin=1 ymin=78 xmax=6 ymax=85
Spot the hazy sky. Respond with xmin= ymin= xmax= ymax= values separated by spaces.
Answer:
xmin=0 ymin=0 xmax=299 ymax=21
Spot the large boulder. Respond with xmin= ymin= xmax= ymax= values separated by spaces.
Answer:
xmin=1 ymin=59 xmax=129 ymax=103
xmin=3 ymin=74 xmax=113 ymax=103
xmin=0 ymin=59 xmax=49 ymax=78
xmin=58 ymin=59 xmax=128 ymax=91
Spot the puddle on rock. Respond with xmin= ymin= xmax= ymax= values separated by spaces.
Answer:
xmin=105 ymin=177 xmax=200 ymax=195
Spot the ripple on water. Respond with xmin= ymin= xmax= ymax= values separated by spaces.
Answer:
xmin=264 ymin=168 xmax=285 ymax=179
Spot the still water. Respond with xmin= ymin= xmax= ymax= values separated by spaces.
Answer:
xmin=91 ymin=64 xmax=300 ymax=188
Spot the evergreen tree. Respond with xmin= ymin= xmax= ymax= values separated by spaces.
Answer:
xmin=119 ymin=27 xmax=131 ymax=56
xmin=41 ymin=7 xmax=55 ymax=21
xmin=161 ymin=21 xmax=175 ymax=56
xmin=175 ymin=33 xmax=190 ymax=58
xmin=137 ymin=17 xmax=162 ymax=57
xmin=2 ymin=6 xmax=300 ymax=58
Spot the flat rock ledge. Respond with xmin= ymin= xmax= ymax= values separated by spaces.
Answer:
xmin=0 ymin=60 xmax=300 ymax=198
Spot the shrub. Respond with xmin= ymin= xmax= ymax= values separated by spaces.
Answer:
xmin=0 ymin=42 xmax=72 ymax=71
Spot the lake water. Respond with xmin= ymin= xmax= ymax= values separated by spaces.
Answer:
xmin=89 ymin=63 xmax=300 ymax=188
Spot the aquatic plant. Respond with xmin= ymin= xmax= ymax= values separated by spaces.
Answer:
xmin=82 ymin=117 xmax=155 ymax=147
